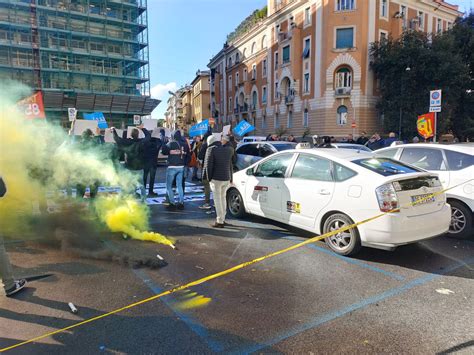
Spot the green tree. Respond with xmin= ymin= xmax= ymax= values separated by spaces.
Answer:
xmin=370 ymin=16 xmax=472 ymax=140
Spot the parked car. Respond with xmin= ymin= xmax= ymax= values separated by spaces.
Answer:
xmin=241 ymin=136 xmax=267 ymax=143
xmin=235 ymin=141 xmax=297 ymax=171
xmin=227 ymin=148 xmax=451 ymax=256
xmin=376 ymin=143 xmax=474 ymax=239
xmin=316 ymin=143 xmax=372 ymax=152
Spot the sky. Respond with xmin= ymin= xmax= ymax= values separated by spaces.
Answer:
xmin=147 ymin=0 xmax=266 ymax=119
xmin=147 ymin=0 xmax=472 ymax=119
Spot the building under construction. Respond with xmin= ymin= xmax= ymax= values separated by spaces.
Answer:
xmin=0 ymin=0 xmax=158 ymax=126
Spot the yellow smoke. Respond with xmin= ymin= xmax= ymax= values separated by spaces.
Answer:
xmin=94 ymin=196 xmax=175 ymax=248
xmin=0 ymin=82 xmax=172 ymax=247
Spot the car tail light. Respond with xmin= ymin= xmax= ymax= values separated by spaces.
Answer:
xmin=376 ymin=183 xmax=399 ymax=212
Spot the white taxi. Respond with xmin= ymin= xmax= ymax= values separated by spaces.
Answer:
xmin=227 ymin=148 xmax=451 ymax=256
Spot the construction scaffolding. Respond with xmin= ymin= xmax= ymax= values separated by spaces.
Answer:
xmin=0 ymin=0 xmax=158 ymax=124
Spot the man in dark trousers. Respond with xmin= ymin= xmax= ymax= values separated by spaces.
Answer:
xmin=204 ymin=135 xmax=234 ymax=228
xmin=142 ymin=132 xmax=162 ymax=197
xmin=0 ymin=176 xmax=27 ymax=297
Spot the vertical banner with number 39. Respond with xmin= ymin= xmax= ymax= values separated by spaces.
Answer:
xmin=17 ymin=92 xmax=46 ymax=119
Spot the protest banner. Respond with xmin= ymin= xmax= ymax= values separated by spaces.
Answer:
xmin=17 ymin=92 xmax=46 ymax=119
xmin=142 ymin=119 xmax=158 ymax=130
xmin=189 ymin=119 xmax=209 ymax=137
xmin=223 ymin=125 xmax=231 ymax=136
xmin=233 ymin=119 xmax=255 ymax=136
xmin=83 ymin=112 xmax=108 ymax=129
xmin=127 ymin=126 xmax=145 ymax=139
xmin=72 ymin=119 xmax=98 ymax=136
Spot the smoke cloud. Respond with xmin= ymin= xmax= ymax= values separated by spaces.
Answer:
xmin=0 ymin=82 xmax=173 ymax=253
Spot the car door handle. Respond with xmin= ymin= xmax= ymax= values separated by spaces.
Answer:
xmin=319 ymin=189 xmax=331 ymax=195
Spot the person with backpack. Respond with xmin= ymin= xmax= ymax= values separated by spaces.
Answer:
xmin=161 ymin=130 xmax=190 ymax=210
xmin=111 ymin=126 xmax=151 ymax=199
xmin=0 ymin=176 xmax=27 ymax=297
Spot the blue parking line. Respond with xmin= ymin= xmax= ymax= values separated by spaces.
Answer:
xmin=282 ymin=236 xmax=405 ymax=281
xmin=133 ymin=268 xmax=225 ymax=352
xmin=232 ymin=256 xmax=474 ymax=354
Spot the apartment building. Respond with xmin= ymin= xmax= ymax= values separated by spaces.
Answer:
xmin=165 ymin=85 xmax=191 ymax=131
xmin=0 ymin=0 xmax=158 ymax=126
xmin=191 ymin=70 xmax=211 ymax=123
xmin=208 ymin=0 xmax=460 ymax=138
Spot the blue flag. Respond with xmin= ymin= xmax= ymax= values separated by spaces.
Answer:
xmin=83 ymin=112 xmax=108 ymax=129
xmin=233 ymin=119 xmax=255 ymax=137
xmin=189 ymin=119 xmax=209 ymax=137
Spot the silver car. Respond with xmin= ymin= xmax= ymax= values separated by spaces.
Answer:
xmin=235 ymin=141 xmax=297 ymax=171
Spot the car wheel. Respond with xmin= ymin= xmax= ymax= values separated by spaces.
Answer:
xmin=323 ymin=213 xmax=361 ymax=256
xmin=227 ymin=188 xmax=246 ymax=218
xmin=447 ymin=200 xmax=473 ymax=240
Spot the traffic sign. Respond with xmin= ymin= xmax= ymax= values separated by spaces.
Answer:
xmin=430 ymin=90 xmax=442 ymax=107
xmin=68 ymin=107 xmax=77 ymax=121
xmin=429 ymin=106 xmax=441 ymax=113
xmin=351 ymin=122 xmax=356 ymax=128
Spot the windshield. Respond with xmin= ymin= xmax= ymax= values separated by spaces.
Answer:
xmin=337 ymin=144 xmax=372 ymax=152
xmin=273 ymin=143 xmax=296 ymax=151
xmin=352 ymin=158 xmax=422 ymax=176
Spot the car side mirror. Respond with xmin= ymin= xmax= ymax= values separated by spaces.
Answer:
xmin=246 ymin=168 xmax=254 ymax=176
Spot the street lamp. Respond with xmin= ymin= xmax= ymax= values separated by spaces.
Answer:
xmin=399 ymin=66 xmax=411 ymax=139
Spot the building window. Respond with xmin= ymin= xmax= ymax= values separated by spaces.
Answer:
xmin=304 ymin=7 xmax=311 ymax=25
xmin=228 ymin=57 xmax=232 ymax=67
xmin=303 ymin=109 xmax=309 ymax=127
xmin=275 ymin=82 xmax=279 ymax=99
xmin=447 ymin=21 xmax=452 ymax=30
xmin=243 ymin=68 xmax=248 ymax=81
xmin=437 ymin=18 xmax=442 ymax=33
xmin=263 ymin=59 xmax=267 ymax=77
xmin=262 ymin=115 xmax=267 ymax=129
xmin=252 ymin=91 xmax=258 ymax=110
xmin=228 ymin=75 xmax=232 ymax=90
xmin=262 ymin=86 xmax=267 ymax=103
xmin=401 ymin=6 xmax=407 ymax=29
xmin=235 ymin=53 xmax=240 ymax=63
xmin=336 ymin=28 xmax=354 ymax=49
xmin=337 ymin=105 xmax=348 ymax=125
xmin=336 ymin=0 xmax=355 ymax=11
xmin=252 ymin=64 xmax=257 ymax=80
xmin=261 ymin=35 xmax=267 ymax=49
xmin=304 ymin=73 xmax=310 ymax=93
xmin=229 ymin=97 xmax=232 ymax=111
xmin=274 ymin=52 xmax=279 ymax=70
xmin=380 ymin=0 xmax=388 ymax=18
xmin=275 ymin=113 xmax=280 ymax=128
xmin=287 ymin=110 xmax=293 ymax=128
xmin=282 ymin=45 xmax=290 ymax=64
xmin=303 ymin=38 xmax=310 ymax=58
xmin=335 ymin=67 xmax=352 ymax=89
xmin=235 ymin=72 xmax=239 ymax=85
xmin=251 ymin=42 xmax=256 ymax=54
xmin=379 ymin=31 xmax=387 ymax=42
xmin=418 ymin=11 xmax=424 ymax=31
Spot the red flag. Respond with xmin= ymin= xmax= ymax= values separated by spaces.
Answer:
xmin=17 ymin=92 xmax=46 ymax=119
xmin=417 ymin=113 xmax=435 ymax=139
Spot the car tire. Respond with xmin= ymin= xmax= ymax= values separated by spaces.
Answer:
xmin=323 ymin=213 xmax=362 ymax=256
xmin=227 ymin=188 xmax=246 ymax=218
xmin=447 ymin=200 xmax=473 ymax=240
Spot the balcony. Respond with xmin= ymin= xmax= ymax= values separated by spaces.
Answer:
xmin=285 ymin=95 xmax=294 ymax=105
xmin=251 ymin=104 xmax=257 ymax=112
xmin=240 ymin=103 xmax=249 ymax=113
xmin=335 ymin=87 xmax=351 ymax=97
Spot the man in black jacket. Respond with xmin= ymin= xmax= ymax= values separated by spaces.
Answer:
xmin=142 ymin=134 xmax=162 ymax=197
xmin=112 ymin=126 xmax=151 ymax=198
xmin=0 ymin=177 xmax=27 ymax=297
xmin=204 ymin=135 xmax=234 ymax=228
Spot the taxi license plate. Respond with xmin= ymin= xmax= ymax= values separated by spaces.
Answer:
xmin=411 ymin=193 xmax=435 ymax=206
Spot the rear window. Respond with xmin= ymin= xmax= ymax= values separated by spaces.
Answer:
xmin=445 ymin=150 xmax=474 ymax=171
xmin=352 ymin=158 xmax=422 ymax=176
xmin=273 ymin=144 xmax=296 ymax=151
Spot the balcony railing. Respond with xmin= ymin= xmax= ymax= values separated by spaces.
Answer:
xmin=285 ymin=95 xmax=295 ymax=104
xmin=335 ymin=87 xmax=351 ymax=97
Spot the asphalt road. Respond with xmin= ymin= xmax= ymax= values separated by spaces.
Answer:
xmin=1 ymin=170 xmax=473 ymax=354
